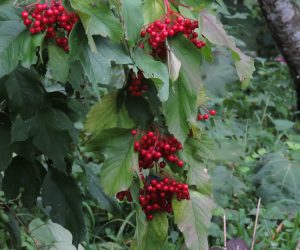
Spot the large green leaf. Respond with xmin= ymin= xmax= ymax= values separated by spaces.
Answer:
xmin=184 ymin=137 xmax=213 ymax=194
xmin=169 ymin=36 xmax=203 ymax=93
xmin=89 ymin=128 xmax=138 ymax=195
xmin=85 ymin=92 xmax=134 ymax=136
xmin=85 ymin=165 xmax=121 ymax=215
xmin=134 ymin=207 xmax=147 ymax=249
xmin=141 ymin=213 xmax=168 ymax=249
xmin=0 ymin=5 xmax=43 ymax=77
xmin=70 ymin=25 xmax=131 ymax=86
xmin=42 ymin=168 xmax=85 ymax=245
xmin=29 ymin=218 xmax=79 ymax=249
xmin=133 ymin=48 xmax=169 ymax=101
xmin=3 ymin=157 xmax=45 ymax=208
xmin=252 ymin=152 xmax=300 ymax=213
xmin=48 ymin=45 xmax=70 ymax=83
xmin=201 ymin=50 xmax=238 ymax=97
xmin=0 ymin=123 xmax=13 ymax=171
xmin=121 ymin=0 xmax=144 ymax=45
xmin=11 ymin=108 xmax=77 ymax=170
xmin=4 ymin=67 xmax=44 ymax=118
xmin=125 ymin=96 xmax=154 ymax=128
xmin=200 ymin=11 xmax=255 ymax=83
xmin=70 ymin=0 xmax=123 ymax=42
xmin=163 ymin=72 xmax=197 ymax=144
xmin=173 ymin=190 xmax=214 ymax=250
xmin=142 ymin=0 xmax=164 ymax=23
xmin=211 ymin=166 xmax=247 ymax=207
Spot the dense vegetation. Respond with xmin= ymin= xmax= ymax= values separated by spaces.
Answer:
xmin=0 ymin=0 xmax=299 ymax=249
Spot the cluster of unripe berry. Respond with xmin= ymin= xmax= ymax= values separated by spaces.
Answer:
xmin=21 ymin=1 xmax=78 ymax=52
xmin=127 ymin=70 xmax=148 ymax=97
xmin=140 ymin=13 xmax=206 ymax=58
xmin=131 ymin=130 xmax=184 ymax=170
xmin=197 ymin=109 xmax=217 ymax=121
xmin=139 ymin=177 xmax=190 ymax=220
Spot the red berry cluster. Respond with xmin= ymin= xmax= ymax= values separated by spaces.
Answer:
xmin=132 ymin=130 xmax=184 ymax=170
xmin=21 ymin=1 xmax=79 ymax=52
xmin=139 ymin=178 xmax=190 ymax=220
xmin=197 ymin=109 xmax=217 ymax=121
xmin=140 ymin=13 xmax=206 ymax=58
xmin=127 ymin=70 xmax=148 ymax=97
xmin=116 ymin=190 xmax=133 ymax=202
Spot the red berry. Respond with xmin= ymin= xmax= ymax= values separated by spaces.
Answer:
xmin=197 ymin=114 xmax=203 ymax=121
xmin=58 ymin=5 xmax=65 ymax=12
xmin=147 ymin=214 xmax=154 ymax=220
xmin=177 ymin=17 xmax=184 ymax=23
xmin=159 ymin=162 xmax=166 ymax=168
xmin=203 ymin=114 xmax=209 ymax=120
xmin=209 ymin=109 xmax=217 ymax=116
xmin=46 ymin=9 xmax=54 ymax=16
xmin=131 ymin=130 xmax=137 ymax=135
xmin=141 ymin=30 xmax=146 ymax=37
xmin=21 ymin=11 xmax=29 ymax=19
xmin=23 ymin=19 xmax=32 ymax=26
xmin=177 ymin=160 xmax=184 ymax=168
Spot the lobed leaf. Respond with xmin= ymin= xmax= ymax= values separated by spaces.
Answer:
xmin=42 ymin=168 xmax=86 ymax=245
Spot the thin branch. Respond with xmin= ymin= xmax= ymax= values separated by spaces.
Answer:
xmin=223 ymin=212 xmax=227 ymax=250
xmin=251 ymin=198 xmax=261 ymax=250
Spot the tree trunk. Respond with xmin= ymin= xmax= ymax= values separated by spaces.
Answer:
xmin=258 ymin=0 xmax=300 ymax=113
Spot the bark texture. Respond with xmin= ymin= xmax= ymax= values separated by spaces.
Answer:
xmin=258 ymin=0 xmax=300 ymax=112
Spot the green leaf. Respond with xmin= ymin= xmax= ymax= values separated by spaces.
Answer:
xmin=48 ymin=44 xmax=70 ymax=83
xmin=142 ymin=0 xmax=164 ymax=23
xmin=272 ymin=119 xmax=295 ymax=131
xmin=211 ymin=166 xmax=247 ymax=207
xmin=141 ymin=213 xmax=168 ymax=249
xmin=0 ymin=123 xmax=13 ymax=171
xmin=182 ymin=0 xmax=212 ymax=11
xmin=70 ymin=0 xmax=123 ymax=42
xmin=3 ymin=156 xmax=45 ymax=208
xmin=184 ymin=137 xmax=213 ymax=194
xmin=133 ymin=48 xmax=169 ymax=101
xmin=85 ymin=92 xmax=134 ymax=136
xmin=163 ymin=72 xmax=197 ymax=144
xmin=0 ymin=9 xmax=43 ymax=78
xmin=201 ymin=50 xmax=238 ymax=97
xmin=42 ymin=168 xmax=86 ymax=245
xmin=11 ymin=108 xmax=77 ymax=170
xmin=167 ymin=42 xmax=181 ymax=82
xmin=29 ymin=218 xmax=78 ymax=249
xmin=134 ymin=207 xmax=147 ymax=249
xmin=173 ymin=190 xmax=214 ymax=250
xmin=200 ymin=11 xmax=255 ymax=82
xmin=4 ymin=67 xmax=44 ymax=118
xmin=85 ymin=166 xmax=121 ymax=215
xmin=169 ymin=36 xmax=203 ymax=93
xmin=4 ymin=209 xmax=21 ymax=250
xmin=89 ymin=128 xmax=138 ymax=195
xmin=252 ymin=152 xmax=300 ymax=213
xmin=125 ymin=96 xmax=154 ymax=128
xmin=70 ymin=25 xmax=131 ymax=85
xmin=121 ymin=0 xmax=144 ymax=45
